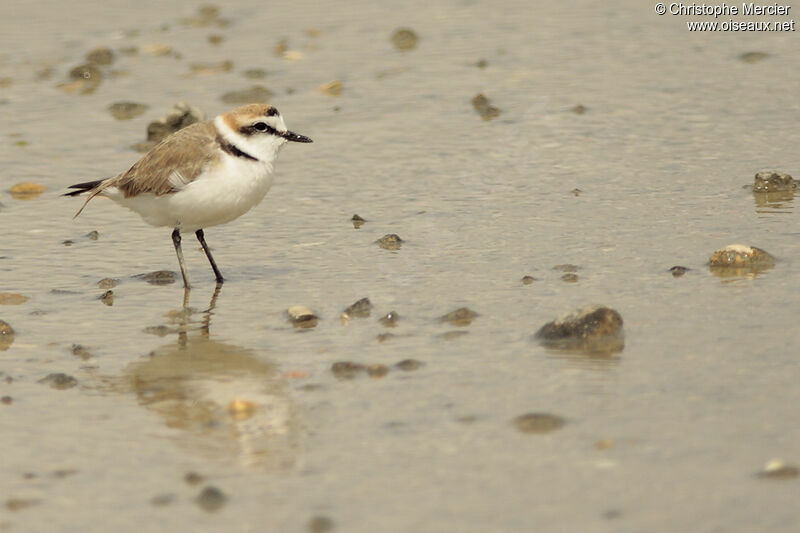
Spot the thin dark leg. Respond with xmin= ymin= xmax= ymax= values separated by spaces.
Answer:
xmin=195 ymin=229 xmax=224 ymax=283
xmin=171 ymin=228 xmax=191 ymax=289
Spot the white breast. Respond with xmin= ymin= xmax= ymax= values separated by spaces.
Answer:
xmin=107 ymin=153 xmax=275 ymax=232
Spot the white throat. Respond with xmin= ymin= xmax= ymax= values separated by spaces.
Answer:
xmin=214 ymin=115 xmax=286 ymax=165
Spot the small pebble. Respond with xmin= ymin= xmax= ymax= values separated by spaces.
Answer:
xmin=71 ymin=344 xmax=91 ymax=360
xmin=188 ymin=60 xmax=233 ymax=76
xmin=143 ymin=102 xmax=205 ymax=146
xmin=134 ymin=270 xmax=176 ymax=285
xmin=185 ymin=472 xmax=205 ymax=485
xmin=395 ymin=359 xmax=423 ymax=371
xmin=571 ymin=104 xmax=588 ymax=114
xmin=739 ymin=51 xmax=768 ymax=63
xmin=38 ymin=373 xmax=78 ymax=390
xmin=343 ymin=297 xmax=372 ymax=318
xmin=376 ymin=333 xmax=395 ymax=343
xmin=331 ymin=361 xmax=365 ymax=379
xmin=351 ymin=214 xmax=366 ymax=229
xmin=287 ymin=305 xmax=319 ymax=328
xmin=227 ymin=399 xmax=258 ymax=420
xmin=571 ymin=188 xmax=583 ymax=196
xmin=86 ymin=47 xmax=114 ymax=65
xmin=150 ymin=493 xmax=175 ymax=507
xmin=375 ymin=234 xmax=403 ymax=250
xmin=0 ymin=320 xmax=15 ymax=351
xmin=142 ymin=325 xmax=172 ymax=336
xmin=5 ymin=498 xmax=40 ymax=511
xmin=757 ymin=459 xmax=799 ymax=479
xmin=669 ymin=266 xmax=690 ymax=277
xmin=475 ymin=59 xmax=488 ymax=68
xmin=108 ymin=102 xmax=148 ymax=120
xmin=1 ymin=396 xmax=12 ymax=405
xmin=366 ymin=364 xmax=389 ymax=378
xmin=379 ymin=311 xmax=399 ymax=327
xmin=513 ymin=413 xmax=566 ymax=434
xmin=242 ymin=68 xmax=268 ymax=79
xmin=99 ymin=290 xmax=114 ymax=306
xmin=195 ymin=486 xmax=227 ymax=513
xmin=9 ymin=182 xmax=45 ymax=199
xmin=274 ymin=38 xmax=289 ymax=56
xmin=308 ymin=515 xmax=335 ymax=533
xmin=561 ymin=273 xmax=579 ymax=283
xmin=141 ymin=43 xmax=173 ymax=56
xmin=438 ymin=330 xmax=469 ymax=340
xmin=0 ymin=293 xmax=27 ymax=305
xmin=521 ymin=275 xmax=537 ymax=285
xmin=471 ymin=93 xmax=500 ymax=121
xmin=553 ymin=264 xmax=579 ymax=272
xmin=207 ymin=34 xmax=225 ymax=45
xmin=439 ymin=307 xmax=479 ymax=327
xmin=220 ymin=85 xmax=273 ymax=105
xmin=62 ymin=240 xmax=74 ymax=247
xmin=319 ymin=80 xmax=343 ymax=96
xmin=391 ymin=28 xmax=419 ymax=51
xmin=97 ymin=278 xmax=119 ymax=289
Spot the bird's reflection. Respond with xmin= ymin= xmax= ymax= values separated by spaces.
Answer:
xmin=119 ymin=284 xmax=298 ymax=469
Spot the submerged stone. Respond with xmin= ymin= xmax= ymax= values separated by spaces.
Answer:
xmin=471 ymin=93 xmax=500 ymax=121
xmin=379 ymin=311 xmax=399 ymax=327
xmin=439 ymin=307 xmax=479 ymax=327
xmin=756 ymin=459 xmax=799 ymax=479
xmin=195 ymin=486 xmax=227 ymax=512
xmin=391 ymin=28 xmax=419 ymax=51
xmin=375 ymin=234 xmax=403 ymax=250
xmin=134 ymin=270 xmax=177 ymax=285
xmin=669 ymin=266 xmax=690 ymax=277
xmin=752 ymin=171 xmax=796 ymax=193
xmin=38 ymin=373 xmax=78 ymax=390
xmin=534 ymin=305 xmax=624 ymax=355
xmin=134 ymin=102 xmax=205 ymax=152
xmin=343 ymin=297 xmax=372 ymax=318
xmin=0 ymin=319 xmax=14 ymax=351
xmin=708 ymin=244 xmax=775 ymax=278
xmin=287 ymin=305 xmax=318 ymax=328
xmin=86 ymin=47 xmax=115 ymax=65
xmin=108 ymin=102 xmax=148 ymax=120
xmin=220 ymin=85 xmax=273 ymax=105
xmin=513 ymin=413 xmax=566 ymax=434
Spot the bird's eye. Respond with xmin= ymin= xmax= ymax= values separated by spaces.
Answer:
xmin=253 ymin=122 xmax=268 ymax=132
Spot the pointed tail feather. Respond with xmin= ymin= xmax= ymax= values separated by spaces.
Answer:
xmin=64 ymin=178 xmax=111 ymax=218
xmin=63 ymin=179 xmax=105 ymax=197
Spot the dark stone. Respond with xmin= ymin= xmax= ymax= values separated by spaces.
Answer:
xmin=513 ymin=413 xmax=566 ymax=434
xmin=343 ymin=297 xmax=372 ymax=318
xmin=38 ymin=373 xmax=78 ymax=390
xmin=195 ymin=486 xmax=227 ymax=512
xmin=534 ymin=305 xmax=624 ymax=355
xmin=439 ymin=307 xmax=479 ymax=327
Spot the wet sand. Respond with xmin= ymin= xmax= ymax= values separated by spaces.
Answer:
xmin=2 ymin=0 xmax=800 ymax=531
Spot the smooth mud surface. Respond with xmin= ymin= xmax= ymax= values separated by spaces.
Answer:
xmin=2 ymin=1 xmax=800 ymax=532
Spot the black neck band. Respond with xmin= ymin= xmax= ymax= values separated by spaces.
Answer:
xmin=218 ymin=137 xmax=259 ymax=162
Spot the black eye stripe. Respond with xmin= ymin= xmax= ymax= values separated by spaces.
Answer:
xmin=266 ymin=107 xmax=279 ymax=117
xmin=240 ymin=122 xmax=280 ymax=136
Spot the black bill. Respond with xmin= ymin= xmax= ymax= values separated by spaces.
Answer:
xmin=281 ymin=130 xmax=313 ymax=143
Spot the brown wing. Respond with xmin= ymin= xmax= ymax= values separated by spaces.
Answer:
xmin=111 ymin=120 xmax=219 ymax=197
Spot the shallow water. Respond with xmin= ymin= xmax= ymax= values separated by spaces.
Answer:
xmin=2 ymin=1 xmax=800 ymax=531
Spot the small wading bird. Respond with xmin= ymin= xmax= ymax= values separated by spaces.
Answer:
xmin=65 ymin=104 xmax=312 ymax=288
